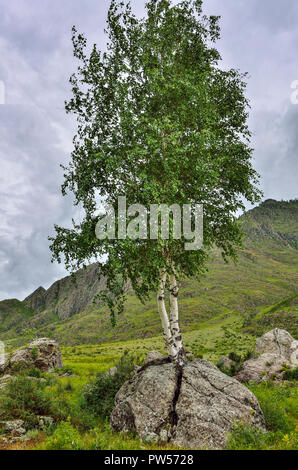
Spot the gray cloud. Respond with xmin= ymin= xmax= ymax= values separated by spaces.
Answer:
xmin=0 ymin=0 xmax=297 ymax=300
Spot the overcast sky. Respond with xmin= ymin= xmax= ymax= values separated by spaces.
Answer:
xmin=0 ymin=0 xmax=297 ymax=301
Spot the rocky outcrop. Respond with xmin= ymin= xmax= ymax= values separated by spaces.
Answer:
xmin=0 ymin=338 xmax=63 ymax=374
xmin=236 ymin=328 xmax=298 ymax=383
xmin=24 ymin=287 xmax=46 ymax=314
xmin=110 ymin=359 xmax=265 ymax=449
xmin=23 ymin=263 xmax=105 ymax=321
xmin=43 ymin=263 xmax=104 ymax=320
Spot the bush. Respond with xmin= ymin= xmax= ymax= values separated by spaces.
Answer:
xmin=0 ymin=375 xmax=68 ymax=428
xmin=26 ymin=367 xmax=43 ymax=378
xmin=227 ymin=423 xmax=269 ymax=450
xmin=228 ymin=352 xmax=241 ymax=363
xmin=283 ymin=367 xmax=298 ymax=381
xmin=80 ymin=353 xmax=135 ymax=419
xmin=43 ymin=419 xmax=81 ymax=450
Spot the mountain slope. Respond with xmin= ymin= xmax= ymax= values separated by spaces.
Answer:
xmin=0 ymin=198 xmax=297 ymax=348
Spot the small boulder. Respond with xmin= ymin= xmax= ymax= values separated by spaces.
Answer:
xmin=27 ymin=338 xmax=63 ymax=371
xmin=37 ymin=416 xmax=54 ymax=429
xmin=0 ymin=374 xmax=13 ymax=390
xmin=144 ymin=350 xmax=166 ymax=364
xmin=217 ymin=356 xmax=235 ymax=370
xmin=107 ymin=366 xmax=118 ymax=376
xmin=0 ymin=420 xmax=26 ymax=437
xmin=0 ymin=354 xmax=9 ymax=375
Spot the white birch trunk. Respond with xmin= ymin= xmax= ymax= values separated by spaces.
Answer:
xmin=157 ymin=269 xmax=177 ymax=359
xmin=169 ymin=272 xmax=185 ymax=365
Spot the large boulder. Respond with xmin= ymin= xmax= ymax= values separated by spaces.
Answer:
xmin=236 ymin=329 xmax=298 ymax=383
xmin=110 ymin=359 xmax=265 ymax=449
xmin=0 ymin=338 xmax=63 ymax=374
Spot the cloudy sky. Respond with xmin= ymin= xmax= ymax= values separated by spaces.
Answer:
xmin=0 ymin=0 xmax=297 ymax=301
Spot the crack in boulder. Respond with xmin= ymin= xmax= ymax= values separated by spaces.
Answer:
xmin=168 ymin=364 xmax=183 ymax=438
xmin=110 ymin=358 xmax=266 ymax=449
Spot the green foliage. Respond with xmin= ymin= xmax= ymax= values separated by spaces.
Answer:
xmin=248 ymin=382 xmax=296 ymax=433
xmin=30 ymin=346 xmax=39 ymax=360
xmin=43 ymin=419 xmax=82 ymax=450
xmin=283 ymin=367 xmax=298 ymax=381
xmin=53 ymin=366 xmax=74 ymax=376
xmin=49 ymin=0 xmax=261 ymax=322
xmin=228 ymin=351 xmax=241 ymax=363
xmin=0 ymin=375 xmax=68 ymax=428
xmin=27 ymin=367 xmax=43 ymax=378
xmin=79 ymin=353 xmax=135 ymax=419
xmin=227 ymin=423 xmax=270 ymax=450
xmin=227 ymin=380 xmax=298 ymax=450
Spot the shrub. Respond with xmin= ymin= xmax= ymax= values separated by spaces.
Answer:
xmin=228 ymin=352 xmax=241 ymax=363
xmin=79 ymin=353 xmax=135 ymax=419
xmin=0 ymin=375 xmax=68 ymax=428
xmin=27 ymin=367 xmax=43 ymax=378
xmin=283 ymin=367 xmax=298 ymax=381
xmin=43 ymin=419 xmax=81 ymax=450
xmin=53 ymin=367 xmax=74 ymax=376
xmin=227 ymin=423 xmax=269 ymax=450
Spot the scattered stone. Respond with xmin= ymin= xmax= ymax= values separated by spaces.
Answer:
xmin=0 ymin=354 xmax=9 ymax=375
xmin=0 ymin=374 xmax=13 ymax=390
xmin=107 ymin=366 xmax=118 ymax=376
xmin=144 ymin=350 xmax=166 ymax=364
xmin=37 ymin=416 xmax=54 ymax=429
xmin=110 ymin=359 xmax=265 ymax=449
xmin=0 ymin=420 xmax=26 ymax=437
xmin=217 ymin=356 xmax=235 ymax=370
xmin=236 ymin=328 xmax=298 ymax=383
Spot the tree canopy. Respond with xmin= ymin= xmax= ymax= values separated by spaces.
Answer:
xmin=49 ymin=0 xmax=261 ymax=341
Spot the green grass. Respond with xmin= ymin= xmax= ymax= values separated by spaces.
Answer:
xmin=1 ymin=327 xmax=297 ymax=451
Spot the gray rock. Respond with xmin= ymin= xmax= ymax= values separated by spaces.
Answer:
xmin=255 ymin=328 xmax=298 ymax=364
xmin=236 ymin=329 xmax=298 ymax=383
xmin=217 ymin=356 xmax=234 ymax=370
xmin=27 ymin=338 xmax=63 ymax=371
xmin=110 ymin=359 xmax=265 ymax=449
xmin=111 ymin=362 xmax=177 ymax=443
xmin=0 ymin=420 xmax=26 ymax=437
xmin=1 ymin=338 xmax=63 ymax=374
xmin=174 ymin=360 xmax=265 ymax=449
xmin=107 ymin=366 xmax=118 ymax=376
xmin=144 ymin=350 xmax=166 ymax=364
xmin=0 ymin=354 xmax=9 ymax=375
xmin=37 ymin=416 xmax=54 ymax=428
xmin=0 ymin=374 xmax=13 ymax=390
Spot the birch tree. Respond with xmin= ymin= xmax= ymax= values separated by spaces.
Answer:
xmin=49 ymin=0 xmax=261 ymax=365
